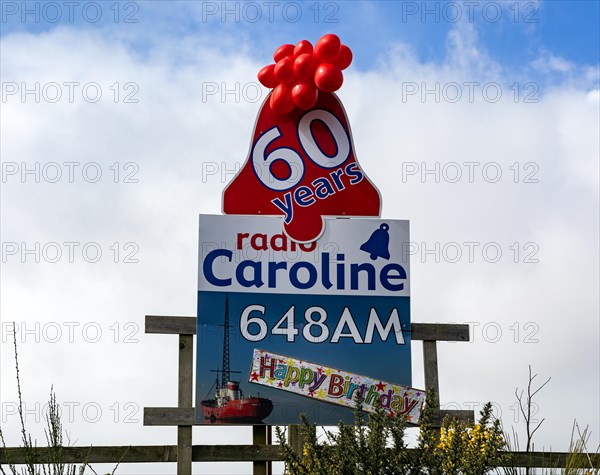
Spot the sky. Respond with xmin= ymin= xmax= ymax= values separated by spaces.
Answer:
xmin=1 ymin=0 xmax=599 ymax=474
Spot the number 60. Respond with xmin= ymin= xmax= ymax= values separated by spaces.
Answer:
xmin=252 ymin=109 xmax=351 ymax=191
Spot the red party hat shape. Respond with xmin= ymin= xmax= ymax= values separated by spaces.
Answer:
xmin=223 ymin=35 xmax=381 ymax=243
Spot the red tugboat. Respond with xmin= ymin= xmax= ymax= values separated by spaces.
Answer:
xmin=201 ymin=295 xmax=273 ymax=424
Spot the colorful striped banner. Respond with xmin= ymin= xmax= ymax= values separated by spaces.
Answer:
xmin=248 ymin=349 xmax=425 ymax=423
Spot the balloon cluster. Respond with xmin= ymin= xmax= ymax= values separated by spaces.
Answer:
xmin=257 ymin=34 xmax=353 ymax=115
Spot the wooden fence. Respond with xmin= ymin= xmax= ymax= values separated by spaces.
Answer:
xmin=2 ymin=444 xmax=596 ymax=467
xmin=2 ymin=316 xmax=597 ymax=474
xmin=143 ymin=316 xmax=473 ymax=474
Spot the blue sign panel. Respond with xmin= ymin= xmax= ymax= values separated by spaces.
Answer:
xmin=195 ymin=215 xmax=411 ymax=425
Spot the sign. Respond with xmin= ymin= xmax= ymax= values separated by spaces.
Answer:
xmin=223 ymin=92 xmax=381 ymax=243
xmin=195 ymin=214 xmax=411 ymax=425
xmin=196 ymin=35 xmax=418 ymax=427
xmin=249 ymin=349 xmax=425 ymax=423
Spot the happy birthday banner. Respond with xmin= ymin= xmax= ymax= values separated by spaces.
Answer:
xmin=249 ymin=349 xmax=425 ymax=423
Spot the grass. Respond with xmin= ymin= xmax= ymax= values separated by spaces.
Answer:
xmin=0 ymin=323 xmax=127 ymax=475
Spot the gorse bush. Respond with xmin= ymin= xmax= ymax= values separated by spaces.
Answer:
xmin=419 ymin=402 xmax=505 ymax=475
xmin=277 ymin=403 xmax=411 ymax=475
xmin=277 ymin=394 xmax=506 ymax=475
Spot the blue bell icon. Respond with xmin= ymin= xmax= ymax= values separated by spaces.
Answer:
xmin=360 ymin=223 xmax=390 ymax=260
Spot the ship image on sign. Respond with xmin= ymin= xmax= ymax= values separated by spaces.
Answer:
xmin=195 ymin=214 xmax=411 ymax=425
xmin=249 ymin=350 xmax=425 ymax=423
xmin=200 ymin=295 xmax=273 ymax=424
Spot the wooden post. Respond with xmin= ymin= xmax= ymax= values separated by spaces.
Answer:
xmin=177 ymin=334 xmax=193 ymax=475
xmin=287 ymin=425 xmax=304 ymax=460
xmin=423 ymin=340 xmax=440 ymax=408
xmin=423 ymin=339 xmax=442 ymax=441
xmin=252 ymin=425 xmax=272 ymax=475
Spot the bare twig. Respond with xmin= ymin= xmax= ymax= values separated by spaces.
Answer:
xmin=0 ymin=323 xmax=113 ymax=475
xmin=108 ymin=446 xmax=131 ymax=475
xmin=510 ymin=365 xmax=552 ymax=475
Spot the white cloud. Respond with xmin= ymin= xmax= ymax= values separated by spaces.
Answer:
xmin=532 ymin=52 xmax=575 ymax=74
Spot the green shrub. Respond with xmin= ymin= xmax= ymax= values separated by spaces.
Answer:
xmin=277 ymin=394 xmax=506 ymax=475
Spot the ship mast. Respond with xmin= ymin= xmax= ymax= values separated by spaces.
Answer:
xmin=221 ymin=293 xmax=230 ymax=387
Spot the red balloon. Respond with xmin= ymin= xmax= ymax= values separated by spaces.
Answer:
xmin=293 ymin=53 xmax=317 ymax=81
xmin=270 ymin=84 xmax=295 ymax=115
xmin=273 ymin=44 xmax=295 ymax=62
xmin=314 ymin=63 xmax=343 ymax=92
xmin=274 ymin=57 xmax=294 ymax=84
xmin=294 ymin=40 xmax=313 ymax=57
xmin=314 ymin=34 xmax=341 ymax=63
xmin=292 ymin=83 xmax=319 ymax=110
xmin=336 ymin=44 xmax=353 ymax=70
xmin=257 ymin=64 xmax=278 ymax=88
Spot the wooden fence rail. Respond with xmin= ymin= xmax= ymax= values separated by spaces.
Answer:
xmin=8 ymin=316 xmax=592 ymax=474
xmin=141 ymin=315 xmax=477 ymax=474
xmin=2 ymin=446 xmax=598 ymax=468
